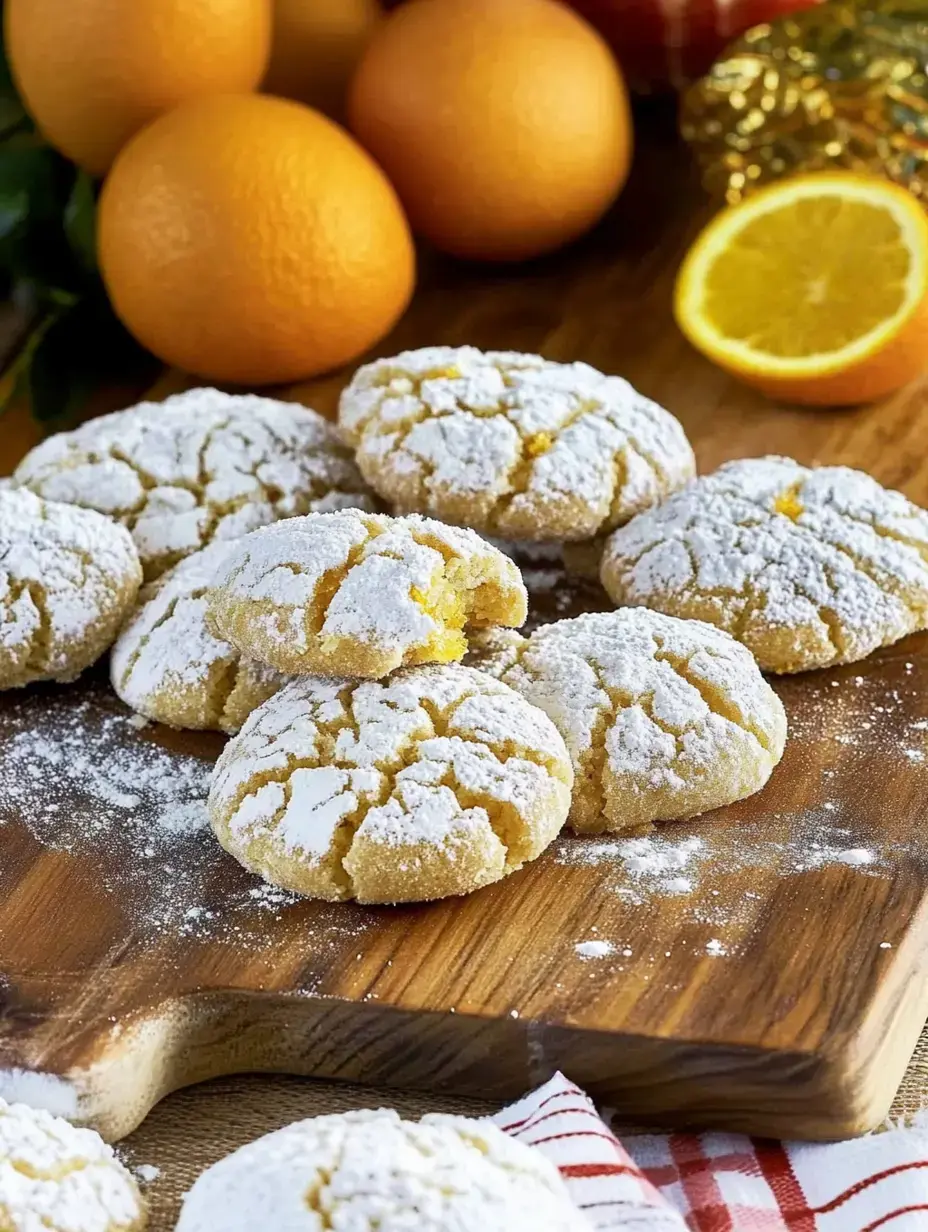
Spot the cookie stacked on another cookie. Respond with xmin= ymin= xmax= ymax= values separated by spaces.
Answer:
xmin=205 ymin=509 xmax=574 ymax=904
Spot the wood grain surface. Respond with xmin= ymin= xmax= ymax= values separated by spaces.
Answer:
xmin=3 ymin=109 xmax=928 ymax=1143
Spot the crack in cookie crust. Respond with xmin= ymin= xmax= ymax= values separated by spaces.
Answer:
xmin=338 ymin=346 xmax=695 ymax=543
xmin=208 ymin=665 xmax=572 ymax=903
xmin=0 ymin=488 xmax=142 ymax=690
xmin=207 ymin=511 xmax=528 ymax=680
xmin=175 ymin=1109 xmax=587 ymax=1232
xmin=469 ymin=609 xmax=786 ymax=834
xmin=14 ymin=388 xmax=375 ymax=579
xmin=601 ymin=456 xmax=928 ymax=674
xmin=111 ymin=540 xmax=289 ymax=733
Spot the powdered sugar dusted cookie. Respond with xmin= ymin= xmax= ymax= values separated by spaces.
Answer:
xmin=14 ymin=388 xmax=374 ymax=579
xmin=207 ymin=510 xmax=528 ymax=679
xmin=0 ymin=1097 xmax=146 ymax=1231
xmin=338 ymin=346 xmax=695 ymax=542
xmin=175 ymin=1109 xmax=587 ymax=1232
xmin=112 ymin=541 xmax=288 ymax=733
xmin=469 ymin=609 xmax=786 ymax=834
xmin=209 ymin=665 xmax=572 ymax=903
xmin=601 ymin=456 xmax=928 ymax=674
xmin=0 ymin=487 xmax=142 ymax=690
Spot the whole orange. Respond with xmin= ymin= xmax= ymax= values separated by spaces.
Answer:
xmin=98 ymin=94 xmax=415 ymax=385
xmin=5 ymin=0 xmax=272 ymax=176
xmin=349 ymin=0 xmax=632 ymax=262
xmin=264 ymin=0 xmax=382 ymax=118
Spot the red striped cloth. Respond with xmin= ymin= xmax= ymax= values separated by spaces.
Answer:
xmin=493 ymin=1073 xmax=928 ymax=1230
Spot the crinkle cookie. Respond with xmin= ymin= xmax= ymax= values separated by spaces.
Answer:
xmin=338 ymin=346 xmax=695 ymax=542
xmin=111 ymin=541 xmax=288 ymax=733
xmin=0 ymin=1097 xmax=147 ymax=1232
xmin=175 ymin=1109 xmax=588 ymax=1232
xmin=14 ymin=387 xmax=374 ymax=579
xmin=468 ymin=610 xmax=786 ymax=834
xmin=207 ymin=510 xmax=528 ymax=679
xmin=601 ymin=456 xmax=928 ymax=674
xmin=208 ymin=665 xmax=573 ymax=903
xmin=0 ymin=487 xmax=142 ymax=690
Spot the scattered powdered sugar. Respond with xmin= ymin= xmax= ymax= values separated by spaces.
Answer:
xmin=134 ymin=1163 xmax=161 ymax=1184
xmin=574 ymin=939 xmax=616 ymax=959
xmin=835 ymin=847 xmax=874 ymax=866
xmin=554 ymin=655 xmax=928 ymax=965
xmin=0 ymin=680 xmax=368 ymax=953
xmin=0 ymin=690 xmax=211 ymax=848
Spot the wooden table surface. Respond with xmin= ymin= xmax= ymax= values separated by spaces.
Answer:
xmin=5 ymin=110 xmax=928 ymax=1228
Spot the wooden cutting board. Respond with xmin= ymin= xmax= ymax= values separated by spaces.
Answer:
xmin=3 ymin=110 xmax=928 ymax=1144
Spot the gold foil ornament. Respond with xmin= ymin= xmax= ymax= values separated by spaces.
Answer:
xmin=680 ymin=0 xmax=928 ymax=204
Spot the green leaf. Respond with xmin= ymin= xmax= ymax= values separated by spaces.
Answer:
xmin=0 ymin=145 xmax=87 ymax=290
xmin=64 ymin=172 xmax=97 ymax=274
xmin=5 ymin=290 xmax=156 ymax=425
xmin=28 ymin=305 xmax=95 ymax=423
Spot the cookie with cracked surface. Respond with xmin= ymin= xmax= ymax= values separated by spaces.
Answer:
xmin=13 ymin=387 xmax=374 ymax=580
xmin=601 ymin=456 xmax=928 ymax=674
xmin=207 ymin=510 xmax=528 ymax=679
xmin=338 ymin=346 xmax=695 ymax=542
xmin=0 ymin=487 xmax=142 ymax=690
xmin=112 ymin=541 xmax=289 ymax=733
xmin=208 ymin=664 xmax=573 ymax=903
xmin=0 ymin=1097 xmax=147 ymax=1232
xmin=469 ymin=610 xmax=786 ymax=834
xmin=175 ymin=1108 xmax=588 ymax=1232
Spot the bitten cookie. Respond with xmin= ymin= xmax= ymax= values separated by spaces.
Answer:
xmin=175 ymin=1109 xmax=588 ymax=1232
xmin=14 ymin=388 xmax=374 ymax=579
xmin=0 ymin=487 xmax=142 ymax=690
xmin=468 ymin=609 xmax=786 ymax=834
xmin=208 ymin=665 xmax=573 ymax=903
xmin=0 ymin=1097 xmax=147 ymax=1232
xmin=338 ymin=346 xmax=695 ymax=542
xmin=601 ymin=456 xmax=928 ymax=674
xmin=111 ymin=541 xmax=288 ymax=733
xmin=207 ymin=510 xmax=528 ymax=678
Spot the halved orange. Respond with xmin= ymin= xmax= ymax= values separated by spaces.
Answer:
xmin=674 ymin=173 xmax=928 ymax=406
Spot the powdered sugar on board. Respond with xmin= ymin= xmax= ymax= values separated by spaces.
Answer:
xmin=0 ymin=679 xmax=370 ymax=959
xmin=554 ymin=651 xmax=928 ymax=971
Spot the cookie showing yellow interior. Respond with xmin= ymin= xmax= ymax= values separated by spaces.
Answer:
xmin=207 ymin=510 xmax=528 ymax=679
xmin=14 ymin=387 xmax=375 ymax=579
xmin=0 ymin=487 xmax=142 ymax=690
xmin=469 ymin=609 xmax=786 ymax=834
xmin=208 ymin=665 xmax=573 ymax=903
xmin=111 ymin=540 xmax=288 ymax=733
xmin=338 ymin=346 xmax=695 ymax=542
xmin=0 ymin=1097 xmax=147 ymax=1231
xmin=601 ymin=456 xmax=928 ymax=673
